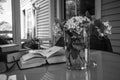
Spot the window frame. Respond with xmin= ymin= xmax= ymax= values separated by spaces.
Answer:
xmin=12 ymin=0 xmax=21 ymax=47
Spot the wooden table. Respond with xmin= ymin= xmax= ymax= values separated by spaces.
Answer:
xmin=1 ymin=50 xmax=120 ymax=80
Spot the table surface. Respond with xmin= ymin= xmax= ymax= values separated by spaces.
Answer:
xmin=1 ymin=50 xmax=120 ymax=80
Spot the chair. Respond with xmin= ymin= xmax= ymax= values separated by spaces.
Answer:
xmin=55 ymin=36 xmax=64 ymax=47
xmin=90 ymin=35 xmax=113 ymax=52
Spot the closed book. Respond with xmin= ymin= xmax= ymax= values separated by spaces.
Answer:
xmin=20 ymin=46 xmax=66 ymax=69
xmin=7 ymin=50 xmax=27 ymax=63
xmin=0 ymin=44 xmax=19 ymax=53
xmin=0 ymin=49 xmax=28 ymax=63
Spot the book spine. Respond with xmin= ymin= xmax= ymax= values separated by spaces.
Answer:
xmin=0 ymin=45 xmax=19 ymax=53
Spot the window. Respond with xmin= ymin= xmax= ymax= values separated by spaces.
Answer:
xmin=20 ymin=0 xmax=35 ymax=40
xmin=20 ymin=0 xmax=51 ymax=40
xmin=65 ymin=0 xmax=95 ymax=20
xmin=0 ymin=0 xmax=13 ymax=43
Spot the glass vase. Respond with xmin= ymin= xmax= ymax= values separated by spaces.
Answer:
xmin=65 ymin=27 xmax=90 ymax=70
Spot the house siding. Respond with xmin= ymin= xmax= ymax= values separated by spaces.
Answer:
xmin=101 ymin=0 xmax=120 ymax=53
xmin=35 ymin=0 xmax=50 ymax=39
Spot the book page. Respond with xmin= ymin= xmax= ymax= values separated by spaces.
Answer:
xmin=47 ymin=55 xmax=66 ymax=64
xmin=20 ymin=50 xmax=47 ymax=69
xmin=21 ymin=50 xmax=44 ymax=63
xmin=40 ymin=46 xmax=63 ymax=58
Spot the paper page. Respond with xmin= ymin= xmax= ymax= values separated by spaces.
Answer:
xmin=40 ymin=46 xmax=63 ymax=58
xmin=21 ymin=50 xmax=44 ymax=62
xmin=47 ymin=55 xmax=66 ymax=64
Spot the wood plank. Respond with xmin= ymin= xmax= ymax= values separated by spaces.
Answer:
xmin=40 ymin=5 xmax=49 ymax=10
xmin=37 ymin=28 xmax=49 ymax=31
xmin=37 ymin=8 xmax=49 ymax=14
xmin=37 ymin=18 xmax=49 ymax=22
xmin=111 ymin=28 xmax=120 ymax=34
xmin=37 ymin=19 xmax=49 ymax=23
xmin=38 ymin=28 xmax=50 ymax=33
xmin=37 ymin=15 xmax=49 ymax=20
xmin=38 ymin=25 xmax=49 ymax=28
xmin=111 ymin=40 xmax=120 ymax=47
xmin=38 ymin=27 xmax=50 ymax=31
xmin=37 ymin=25 xmax=49 ymax=28
xmin=37 ymin=9 xmax=49 ymax=15
xmin=37 ymin=16 xmax=49 ymax=21
xmin=102 ymin=0 xmax=116 ymax=4
xmin=102 ymin=1 xmax=120 ymax=10
xmin=37 ymin=29 xmax=49 ymax=31
xmin=37 ymin=24 xmax=49 ymax=27
xmin=37 ymin=33 xmax=50 ymax=38
xmin=36 ymin=0 xmax=48 ymax=7
xmin=37 ymin=11 xmax=49 ymax=16
xmin=37 ymin=33 xmax=49 ymax=36
xmin=37 ymin=21 xmax=49 ymax=25
xmin=37 ymin=32 xmax=49 ymax=35
xmin=102 ymin=14 xmax=120 ymax=21
xmin=37 ymin=30 xmax=49 ymax=33
xmin=108 ymin=34 xmax=120 ymax=40
xmin=110 ymin=21 xmax=120 ymax=27
xmin=102 ymin=7 xmax=120 ymax=16
xmin=36 ymin=0 xmax=49 ymax=9
xmin=37 ymin=15 xmax=49 ymax=19
xmin=40 ymin=2 xmax=49 ymax=8
xmin=37 ymin=21 xmax=50 ymax=26
xmin=112 ymin=46 xmax=120 ymax=53
xmin=35 ymin=0 xmax=50 ymax=40
xmin=37 ymin=31 xmax=49 ymax=34
xmin=37 ymin=35 xmax=50 ymax=37
xmin=37 ymin=10 xmax=49 ymax=15
xmin=37 ymin=13 xmax=49 ymax=18
xmin=37 ymin=22 xmax=49 ymax=27
xmin=37 ymin=35 xmax=50 ymax=39
xmin=37 ymin=23 xmax=49 ymax=26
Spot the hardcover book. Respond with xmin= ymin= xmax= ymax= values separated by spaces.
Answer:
xmin=0 ymin=44 xmax=19 ymax=53
xmin=7 ymin=49 xmax=28 ymax=63
xmin=20 ymin=46 xmax=66 ymax=69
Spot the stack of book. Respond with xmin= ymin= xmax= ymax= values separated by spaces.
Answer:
xmin=0 ymin=44 xmax=28 ymax=63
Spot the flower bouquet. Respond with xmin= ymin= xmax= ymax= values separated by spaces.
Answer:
xmin=63 ymin=16 xmax=91 ymax=70
xmin=53 ymin=16 xmax=112 ymax=70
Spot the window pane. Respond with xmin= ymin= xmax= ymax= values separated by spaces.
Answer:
xmin=65 ymin=0 xmax=95 ymax=19
xmin=0 ymin=0 xmax=12 ymax=43
xmin=65 ymin=0 xmax=76 ymax=20
xmin=20 ymin=1 xmax=35 ymax=40
xmin=78 ymin=0 xmax=95 ymax=15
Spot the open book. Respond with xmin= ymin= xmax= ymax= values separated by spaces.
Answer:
xmin=20 ymin=46 xmax=66 ymax=69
